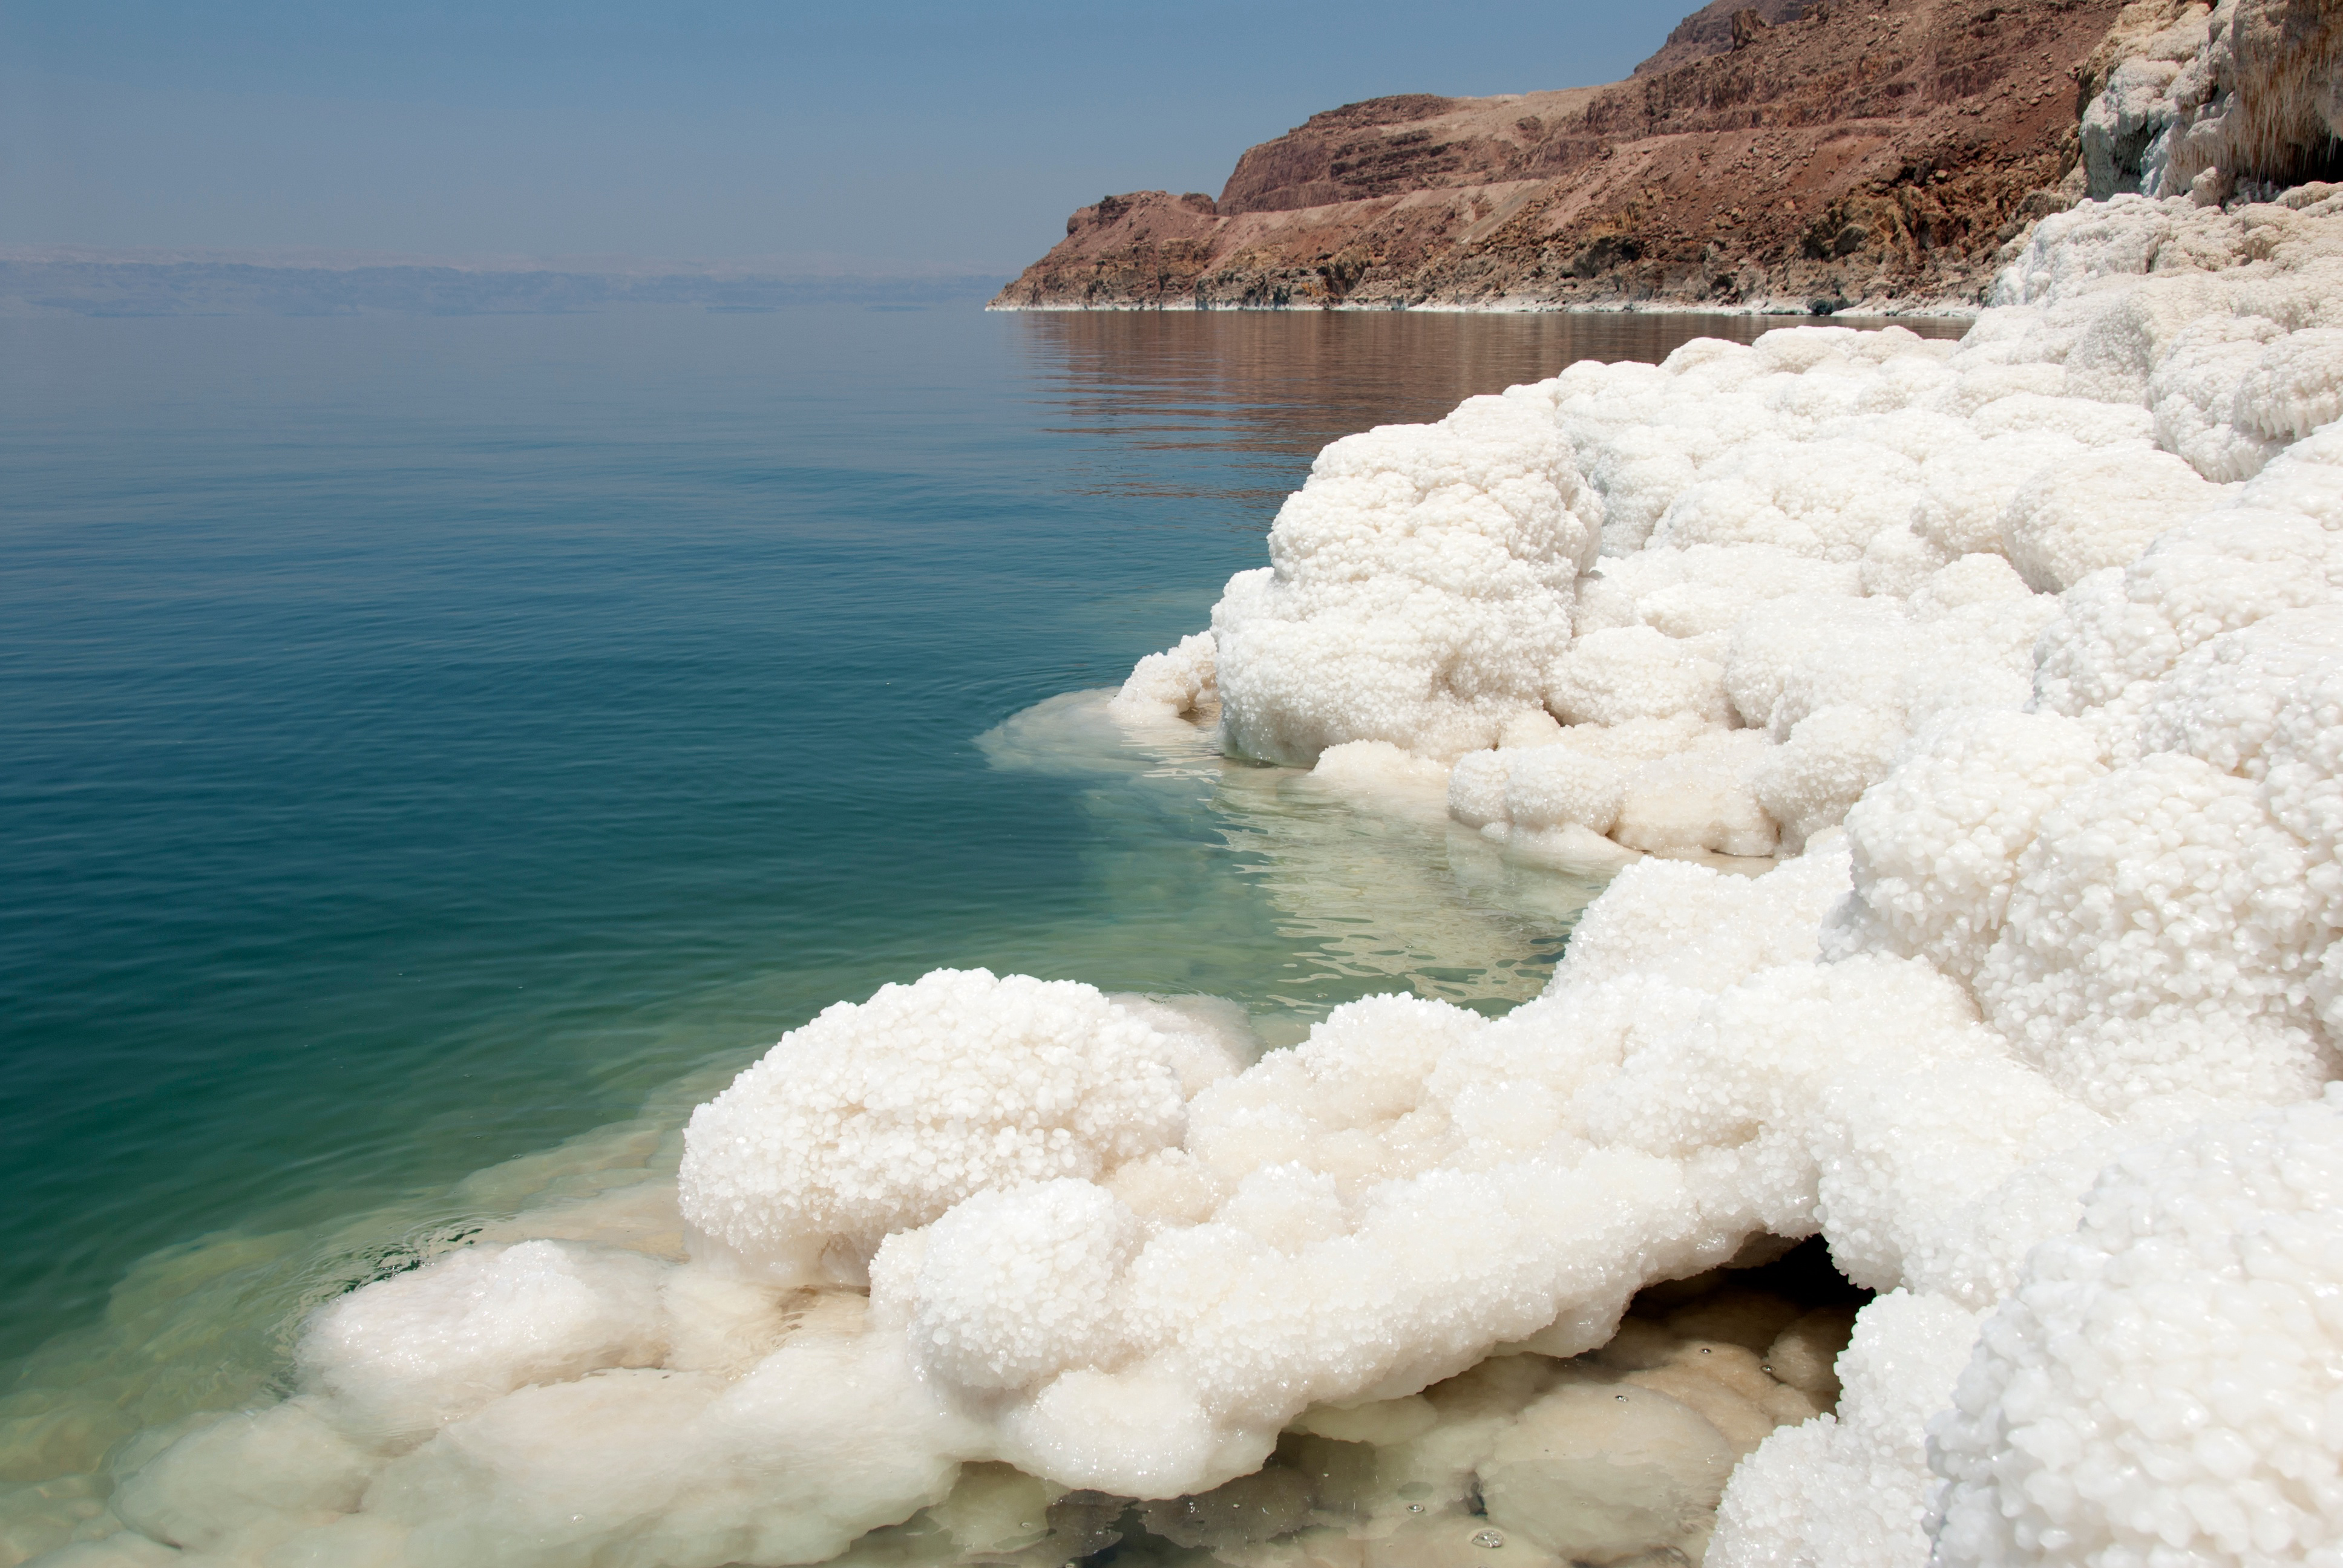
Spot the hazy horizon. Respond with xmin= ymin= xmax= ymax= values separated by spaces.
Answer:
xmin=6 ymin=1 xmax=1691 ymax=275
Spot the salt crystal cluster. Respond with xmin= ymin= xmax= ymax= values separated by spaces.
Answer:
xmin=677 ymin=969 xmax=1222 ymax=1281
xmin=44 ymin=178 xmax=2343 ymax=1568
xmin=1205 ymin=393 xmax=1601 ymax=765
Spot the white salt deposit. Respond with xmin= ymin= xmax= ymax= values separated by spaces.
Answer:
xmin=24 ymin=145 xmax=2343 ymax=1568
xmin=2076 ymin=0 xmax=2343 ymax=206
xmin=677 ymin=969 xmax=1236 ymax=1282
xmin=1209 ymin=393 xmax=1602 ymax=765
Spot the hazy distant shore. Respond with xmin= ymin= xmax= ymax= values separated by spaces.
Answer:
xmin=0 ymin=256 xmax=1011 ymax=318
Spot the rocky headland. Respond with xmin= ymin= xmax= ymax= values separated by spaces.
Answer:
xmin=991 ymin=0 xmax=2342 ymax=313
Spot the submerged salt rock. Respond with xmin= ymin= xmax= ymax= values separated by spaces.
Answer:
xmin=929 ymin=1463 xmax=1052 ymax=1555
xmin=108 ymin=1399 xmax=375 ymax=1554
xmin=1138 ymin=1465 xmax=1314 ymax=1549
xmin=361 ymin=1316 xmax=978 ymax=1568
xmin=1761 ymin=1307 xmax=1857 ymax=1403
xmin=1309 ymin=739 xmax=1455 ymax=821
xmin=1289 ymin=1393 xmax=1438 ymax=1446
xmin=28 ymin=1535 xmax=188 ymax=1566
xmin=297 ymin=1240 xmax=670 ymax=1445
xmin=678 ymin=970 xmax=1194 ymax=1278
xmin=1479 ymin=1382 xmax=1737 ymax=1563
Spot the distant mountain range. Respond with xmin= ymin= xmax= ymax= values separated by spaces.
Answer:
xmin=0 ymin=252 xmax=1011 ymax=316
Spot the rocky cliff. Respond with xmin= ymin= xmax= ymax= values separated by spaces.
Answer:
xmin=991 ymin=0 xmax=2143 ymax=313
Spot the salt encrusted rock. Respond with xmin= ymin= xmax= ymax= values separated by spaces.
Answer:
xmin=1975 ymin=751 xmax=2328 ymax=1114
xmin=677 ymin=969 xmax=1217 ymax=1278
xmin=1211 ymin=390 xmax=1601 ymax=765
xmin=1109 ymin=629 xmax=1216 ymax=721
xmin=1548 ymin=624 xmax=1732 ymax=728
xmin=2078 ymin=0 xmax=2343 ymax=204
xmin=1998 ymin=446 xmax=2224 ymax=592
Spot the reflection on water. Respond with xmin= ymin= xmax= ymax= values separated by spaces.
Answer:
xmin=1015 ymin=309 xmax=1969 ymax=506
xmin=977 ymin=691 xmax=1598 ymax=1048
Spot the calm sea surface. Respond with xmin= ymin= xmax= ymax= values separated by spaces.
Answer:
xmin=0 ymin=305 xmax=1963 ymax=1390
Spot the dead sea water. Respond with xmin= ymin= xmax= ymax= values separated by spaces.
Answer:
xmin=0 ymin=305 xmax=1960 ymax=1473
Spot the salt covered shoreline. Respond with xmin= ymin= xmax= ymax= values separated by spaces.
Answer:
xmin=19 ymin=11 xmax=2343 ymax=1561
xmin=21 ymin=180 xmax=2337 ymax=1568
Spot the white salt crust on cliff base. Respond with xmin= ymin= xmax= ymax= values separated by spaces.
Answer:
xmin=24 ymin=185 xmax=2343 ymax=1568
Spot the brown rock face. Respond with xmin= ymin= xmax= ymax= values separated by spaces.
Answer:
xmin=1636 ymin=0 xmax=1820 ymax=77
xmin=992 ymin=0 xmax=2130 ymax=313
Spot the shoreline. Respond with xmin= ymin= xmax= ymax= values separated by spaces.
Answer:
xmin=984 ymin=298 xmax=1984 ymax=321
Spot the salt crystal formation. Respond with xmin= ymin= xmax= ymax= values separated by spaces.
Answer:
xmin=37 ymin=155 xmax=2343 ymax=1568
xmin=2079 ymin=0 xmax=2343 ymax=206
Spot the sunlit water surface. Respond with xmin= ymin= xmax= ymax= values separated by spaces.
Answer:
xmin=0 ymin=306 xmax=1964 ymax=1450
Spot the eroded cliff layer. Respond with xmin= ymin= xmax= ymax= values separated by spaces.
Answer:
xmin=994 ymin=0 xmax=2131 ymax=312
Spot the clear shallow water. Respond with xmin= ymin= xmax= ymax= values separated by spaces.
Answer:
xmin=0 ymin=305 xmax=1961 ymax=1405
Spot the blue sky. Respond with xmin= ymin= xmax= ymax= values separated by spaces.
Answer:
xmin=2 ymin=2 xmax=1689 ymax=271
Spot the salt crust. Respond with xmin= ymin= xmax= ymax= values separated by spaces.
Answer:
xmin=2076 ymin=0 xmax=2343 ymax=207
xmin=42 ymin=191 xmax=2343 ymax=1567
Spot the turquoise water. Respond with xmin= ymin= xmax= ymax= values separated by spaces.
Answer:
xmin=0 ymin=305 xmax=1953 ymax=1416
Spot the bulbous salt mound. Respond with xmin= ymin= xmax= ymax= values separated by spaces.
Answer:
xmin=896 ymin=1178 xmax=1142 ymax=1391
xmin=1974 ymin=750 xmax=2330 ymax=1115
xmin=1211 ymin=390 xmax=1601 ymax=765
xmin=1998 ymin=447 xmax=2221 ymax=592
xmin=1830 ymin=709 xmax=2110 ymax=985
xmin=1932 ymin=1093 xmax=2343 ymax=1567
xmin=2030 ymin=501 xmax=2343 ymax=740
xmin=1102 ymin=186 xmax=2343 ymax=874
xmin=678 ymin=969 xmax=1219 ymax=1279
